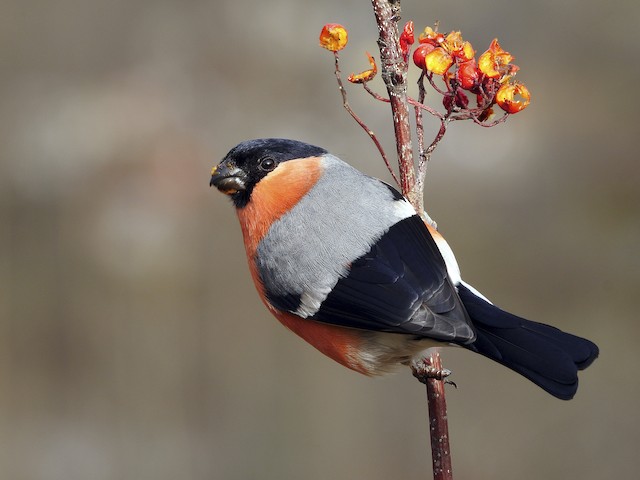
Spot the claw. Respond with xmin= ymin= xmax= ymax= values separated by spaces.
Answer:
xmin=411 ymin=359 xmax=452 ymax=384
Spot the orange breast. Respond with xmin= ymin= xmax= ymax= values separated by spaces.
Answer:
xmin=236 ymin=156 xmax=323 ymax=259
xmin=234 ymin=157 xmax=366 ymax=373
xmin=235 ymin=156 xmax=323 ymax=310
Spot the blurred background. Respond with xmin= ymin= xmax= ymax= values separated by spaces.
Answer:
xmin=1 ymin=0 xmax=638 ymax=479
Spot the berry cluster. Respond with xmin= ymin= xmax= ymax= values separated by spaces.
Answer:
xmin=320 ymin=22 xmax=531 ymax=118
xmin=409 ymin=25 xmax=530 ymax=115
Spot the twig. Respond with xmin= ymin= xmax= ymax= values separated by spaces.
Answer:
xmin=411 ymin=71 xmax=451 ymax=230
xmin=333 ymin=52 xmax=400 ymax=186
xmin=426 ymin=72 xmax=450 ymax=96
xmin=469 ymin=113 xmax=510 ymax=127
xmin=371 ymin=0 xmax=416 ymax=206
xmin=414 ymin=72 xmax=427 ymax=199
xmin=363 ymin=82 xmax=390 ymax=103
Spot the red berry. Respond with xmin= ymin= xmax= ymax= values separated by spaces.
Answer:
xmin=456 ymin=60 xmax=479 ymax=90
xmin=413 ymin=43 xmax=436 ymax=70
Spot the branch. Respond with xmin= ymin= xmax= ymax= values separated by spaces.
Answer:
xmin=370 ymin=2 xmax=453 ymax=479
xmin=323 ymin=8 xmax=531 ymax=480
xmin=370 ymin=0 xmax=417 ymax=207
xmin=413 ymin=72 xmax=440 ymax=229
xmin=417 ymin=352 xmax=454 ymax=480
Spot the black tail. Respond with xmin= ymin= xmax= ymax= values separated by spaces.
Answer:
xmin=458 ymin=284 xmax=599 ymax=400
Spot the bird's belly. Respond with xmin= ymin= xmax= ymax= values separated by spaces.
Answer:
xmin=354 ymin=331 xmax=443 ymax=375
xmin=275 ymin=309 xmax=443 ymax=375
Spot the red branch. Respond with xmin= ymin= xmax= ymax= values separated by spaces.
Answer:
xmin=424 ymin=352 xmax=453 ymax=480
xmin=328 ymin=5 xmax=521 ymax=479
xmin=370 ymin=0 xmax=417 ymax=206
xmin=370 ymin=2 xmax=453 ymax=479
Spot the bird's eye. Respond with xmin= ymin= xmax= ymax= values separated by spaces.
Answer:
xmin=259 ymin=156 xmax=277 ymax=172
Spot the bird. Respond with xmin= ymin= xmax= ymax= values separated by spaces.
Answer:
xmin=210 ymin=138 xmax=598 ymax=400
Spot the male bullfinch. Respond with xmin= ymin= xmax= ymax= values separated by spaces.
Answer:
xmin=210 ymin=138 xmax=598 ymax=400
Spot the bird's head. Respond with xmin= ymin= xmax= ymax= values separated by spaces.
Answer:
xmin=210 ymin=138 xmax=327 ymax=208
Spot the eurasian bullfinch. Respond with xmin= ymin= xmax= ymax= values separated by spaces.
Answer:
xmin=210 ymin=138 xmax=598 ymax=400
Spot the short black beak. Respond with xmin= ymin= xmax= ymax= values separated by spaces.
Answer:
xmin=210 ymin=162 xmax=247 ymax=194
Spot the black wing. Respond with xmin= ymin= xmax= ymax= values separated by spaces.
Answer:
xmin=312 ymin=215 xmax=476 ymax=344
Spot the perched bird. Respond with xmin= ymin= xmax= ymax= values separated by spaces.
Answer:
xmin=210 ymin=138 xmax=598 ymax=400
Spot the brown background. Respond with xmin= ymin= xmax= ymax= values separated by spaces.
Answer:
xmin=1 ymin=0 xmax=639 ymax=479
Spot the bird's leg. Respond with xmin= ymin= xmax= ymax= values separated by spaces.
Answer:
xmin=411 ymin=358 xmax=452 ymax=385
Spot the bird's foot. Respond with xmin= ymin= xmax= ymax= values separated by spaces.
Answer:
xmin=411 ymin=359 xmax=453 ymax=385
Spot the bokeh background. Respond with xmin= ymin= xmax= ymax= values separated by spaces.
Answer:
xmin=1 ymin=0 xmax=639 ymax=479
